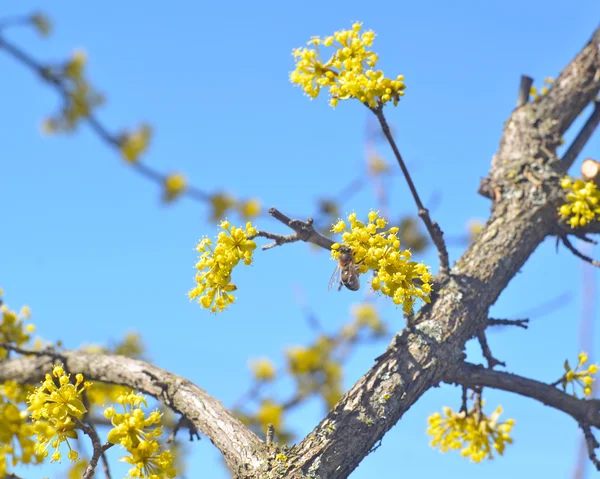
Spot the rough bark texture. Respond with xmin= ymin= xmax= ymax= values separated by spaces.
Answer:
xmin=0 ymin=352 xmax=266 ymax=474
xmin=0 ymin=25 xmax=599 ymax=479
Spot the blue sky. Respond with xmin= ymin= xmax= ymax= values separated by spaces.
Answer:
xmin=1 ymin=1 xmax=600 ymax=478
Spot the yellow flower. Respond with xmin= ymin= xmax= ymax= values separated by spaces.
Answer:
xmin=27 ymin=366 xmax=91 ymax=462
xmin=163 ymin=173 xmax=187 ymax=202
xmin=120 ymin=124 xmax=153 ymax=163
xmin=558 ymin=176 xmax=600 ymax=228
xmin=0 ymin=303 xmax=35 ymax=359
xmin=351 ymin=303 xmax=386 ymax=335
xmin=237 ymin=198 xmax=261 ymax=219
xmin=368 ymin=154 xmax=390 ymax=175
xmin=188 ymin=221 xmax=258 ymax=312
xmin=249 ymin=358 xmax=276 ymax=382
xmin=427 ymin=405 xmax=514 ymax=462
xmin=31 ymin=12 xmax=52 ymax=37
xmin=209 ymin=192 xmax=236 ymax=222
xmin=331 ymin=211 xmax=431 ymax=313
xmin=256 ymin=400 xmax=284 ymax=431
xmin=290 ymin=23 xmax=406 ymax=108
xmin=561 ymin=352 xmax=598 ymax=397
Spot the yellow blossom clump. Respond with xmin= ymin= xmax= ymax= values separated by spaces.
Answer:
xmin=331 ymin=211 xmax=431 ymax=313
xmin=559 ymin=176 xmax=600 ymax=228
xmin=105 ymin=392 xmax=176 ymax=478
xmin=31 ymin=12 xmax=52 ymax=37
xmin=290 ymin=22 xmax=406 ymax=108
xmin=28 ymin=365 xmax=91 ymax=462
xmin=286 ymin=336 xmax=343 ymax=409
xmin=0 ymin=302 xmax=36 ymax=359
xmin=256 ymin=400 xmax=284 ymax=431
xmin=249 ymin=358 xmax=276 ymax=382
xmin=119 ymin=124 xmax=153 ymax=164
xmin=163 ymin=173 xmax=187 ymax=202
xmin=188 ymin=221 xmax=258 ymax=312
xmin=351 ymin=303 xmax=386 ymax=336
xmin=561 ymin=352 xmax=598 ymax=397
xmin=530 ymin=77 xmax=554 ymax=102
xmin=0 ymin=381 xmax=42 ymax=474
xmin=209 ymin=193 xmax=237 ymax=222
xmin=237 ymin=198 xmax=262 ymax=219
xmin=42 ymin=50 xmax=105 ymax=133
xmin=367 ymin=154 xmax=390 ymax=175
xmin=427 ymin=405 xmax=515 ymax=462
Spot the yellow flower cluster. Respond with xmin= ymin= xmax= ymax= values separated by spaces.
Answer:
xmin=163 ymin=173 xmax=187 ymax=202
xmin=559 ymin=176 xmax=600 ymax=228
xmin=561 ymin=352 xmax=598 ymax=397
xmin=42 ymin=50 xmax=105 ymax=133
xmin=427 ymin=405 xmax=515 ymax=462
xmin=28 ymin=365 xmax=91 ymax=462
xmin=286 ymin=336 xmax=343 ymax=409
xmin=342 ymin=303 xmax=386 ymax=338
xmin=104 ymin=392 xmax=176 ymax=479
xmin=209 ymin=193 xmax=261 ymax=222
xmin=249 ymin=358 xmax=276 ymax=382
xmin=31 ymin=12 xmax=52 ymax=37
xmin=0 ymin=381 xmax=42 ymax=476
xmin=331 ymin=212 xmax=432 ymax=313
xmin=290 ymin=22 xmax=406 ymax=108
xmin=0 ymin=301 xmax=36 ymax=359
xmin=119 ymin=124 xmax=153 ymax=164
xmin=529 ymin=77 xmax=554 ymax=102
xmin=256 ymin=400 xmax=284 ymax=431
xmin=189 ymin=221 xmax=257 ymax=312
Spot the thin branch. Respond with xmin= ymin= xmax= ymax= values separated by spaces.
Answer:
xmin=82 ymin=392 xmax=112 ymax=479
xmin=476 ymin=332 xmax=506 ymax=368
xmin=487 ymin=318 xmax=529 ymax=329
xmin=562 ymin=102 xmax=600 ymax=171
xmin=371 ymin=107 xmax=450 ymax=276
xmin=76 ymin=418 xmax=114 ymax=479
xmin=561 ymin=235 xmax=600 ymax=268
xmin=444 ymin=362 xmax=600 ymax=427
xmin=581 ymin=423 xmax=600 ymax=471
xmin=258 ymin=207 xmax=336 ymax=251
xmin=0 ymin=34 xmax=210 ymax=203
xmin=517 ymin=75 xmax=534 ymax=108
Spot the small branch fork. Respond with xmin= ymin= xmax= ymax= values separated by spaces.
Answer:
xmin=75 ymin=418 xmax=113 ymax=479
xmin=476 ymin=331 xmax=505 ymax=369
xmin=560 ymin=235 xmax=600 ymax=268
xmin=252 ymin=207 xmax=335 ymax=251
xmin=562 ymin=101 xmax=600 ymax=171
xmin=582 ymin=423 xmax=600 ymax=471
xmin=371 ymin=106 xmax=450 ymax=276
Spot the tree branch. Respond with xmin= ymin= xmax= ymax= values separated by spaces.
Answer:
xmin=372 ymin=107 xmax=450 ymax=276
xmin=562 ymin=102 xmax=600 ymax=171
xmin=444 ymin=362 xmax=600 ymax=427
xmin=0 ymin=352 xmax=266 ymax=474
xmin=517 ymin=75 xmax=534 ymax=108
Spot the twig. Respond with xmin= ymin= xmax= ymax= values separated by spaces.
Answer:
xmin=581 ymin=423 xmax=600 ymax=471
xmin=371 ymin=107 xmax=450 ymax=275
xmin=82 ymin=392 xmax=112 ymax=479
xmin=266 ymin=424 xmax=275 ymax=446
xmin=257 ymin=207 xmax=336 ymax=251
xmin=0 ymin=34 xmax=210 ymax=203
xmin=561 ymin=235 xmax=600 ymax=268
xmin=460 ymin=385 xmax=468 ymax=414
xmin=517 ymin=75 xmax=534 ymax=108
xmin=76 ymin=418 xmax=114 ymax=479
xmin=476 ymin=332 xmax=506 ymax=368
xmin=0 ymin=342 xmax=63 ymax=359
xmin=487 ymin=318 xmax=529 ymax=329
xmin=562 ymin=102 xmax=600 ymax=171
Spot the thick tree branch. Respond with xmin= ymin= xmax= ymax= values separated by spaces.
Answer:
xmin=0 ymin=352 xmax=266 ymax=474
xmin=444 ymin=362 xmax=600 ymax=427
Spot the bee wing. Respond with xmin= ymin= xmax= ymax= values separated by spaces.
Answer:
xmin=328 ymin=264 xmax=342 ymax=292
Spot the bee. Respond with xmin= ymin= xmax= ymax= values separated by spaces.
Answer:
xmin=328 ymin=245 xmax=360 ymax=292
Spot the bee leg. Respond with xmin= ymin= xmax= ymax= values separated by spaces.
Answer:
xmin=338 ymin=282 xmax=343 ymax=291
